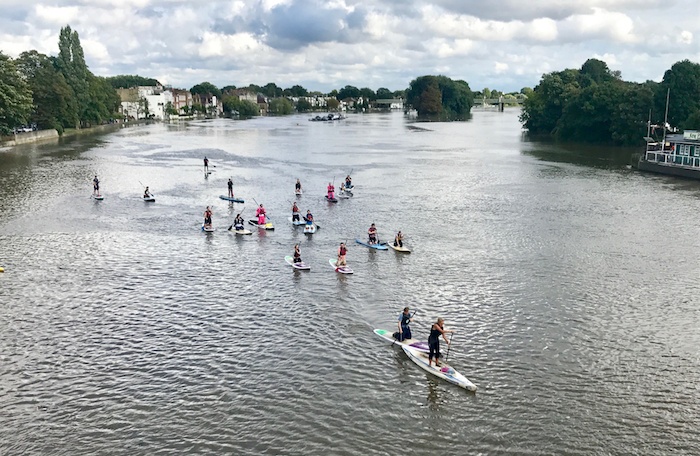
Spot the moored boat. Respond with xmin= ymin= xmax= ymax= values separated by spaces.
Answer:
xmin=638 ymin=130 xmax=700 ymax=179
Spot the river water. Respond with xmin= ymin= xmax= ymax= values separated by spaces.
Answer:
xmin=1 ymin=110 xmax=698 ymax=455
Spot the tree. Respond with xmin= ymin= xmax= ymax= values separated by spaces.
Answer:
xmin=326 ymin=98 xmax=339 ymax=110
xmin=0 ymin=52 xmax=33 ymax=135
xmin=16 ymin=50 xmax=78 ymax=133
xmin=287 ymin=85 xmax=308 ymax=97
xmin=106 ymin=75 xmax=160 ymax=89
xmin=482 ymin=88 xmax=491 ymax=99
xmin=328 ymin=89 xmax=339 ymax=98
xmin=238 ymin=100 xmax=259 ymax=118
xmin=656 ymin=60 xmax=700 ymax=128
xmin=520 ymin=87 xmax=534 ymax=97
xmin=190 ymin=82 xmax=222 ymax=99
xmin=376 ymin=87 xmax=393 ymax=99
xmin=406 ymin=75 xmax=473 ymax=120
xmin=579 ymin=58 xmax=616 ymax=87
xmin=683 ymin=109 xmax=700 ymax=130
xmin=262 ymin=82 xmax=282 ymax=98
xmin=520 ymin=68 xmax=580 ymax=135
xmin=337 ymin=85 xmax=360 ymax=100
xmin=221 ymin=85 xmax=237 ymax=94
xmin=359 ymin=87 xmax=376 ymax=101
xmin=83 ymin=75 xmax=120 ymax=126
xmin=296 ymin=98 xmax=312 ymax=112
xmin=268 ymin=97 xmax=293 ymax=115
xmin=54 ymin=25 xmax=89 ymax=127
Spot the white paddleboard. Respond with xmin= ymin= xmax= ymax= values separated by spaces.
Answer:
xmin=295 ymin=189 xmax=302 ymax=196
xmin=374 ymin=328 xmax=429 ymax=354
xmin=329 ymin=258 xmax=353 ymax=274
xmin=288 ymin=216 xmax=306 ymax=226
xmin=389 ymin=244 xmax=411 ymax=253
xmin=402 ymin=345 xmax=477 ymax=391
xmin=92 ymin=194 xmax=104 ymax=200
xmin=143 ymin=196 xmax=155 ymax=202
xmin=201 ymin=224 xmax=214 ymax=233
xmin=230 ymin=226 xmax=252 ymax=235
xmin=285 ymin=255 xmax=310 ymax=270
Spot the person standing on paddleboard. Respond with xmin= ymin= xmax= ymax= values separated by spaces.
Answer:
xmin=295 ymin=179 xmax=302 ymax=192
xmin=337 ymin=242 xmax=348 ymax=267
xmin=292 ymin=202 xmax=300 ymax=222
xmin=93 ymin=175 xmax=100 ymax=195
xmin=428 ymin=318 xmax=453 ymax=367
xmin=227 ymin=178 xmax=234 ymax=197
xmin=397 ymin=307 xmax=413 ymax=341
xmin=368 ymin=223 xmax=378 ymax=244
xmin=293 ymin=244 xmax=302 ymax=264
xmin=204 ymin=157 xmax=209 ymax=173
xmin=203 ymin=206 xmax=213 ymax=228
xmin=394 ymin=231 xmax=404 ymax=247
xmin=327 ymin=182 xmax=335 ymax=200
xmin=256 ymin=204 xmax=266 ymax=225
xmin=144 ymin=186 xmax=151 ymax=198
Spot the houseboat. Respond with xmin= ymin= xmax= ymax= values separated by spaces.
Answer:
xmin=638 ymin=130 xmax=700 ymax=179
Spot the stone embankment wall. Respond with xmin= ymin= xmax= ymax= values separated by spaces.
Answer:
xmin=0 ymin=130 xmax=59 ymax=147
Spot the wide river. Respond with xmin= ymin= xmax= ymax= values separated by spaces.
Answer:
xmin=1 ymin=110 xmax=698 ymax=455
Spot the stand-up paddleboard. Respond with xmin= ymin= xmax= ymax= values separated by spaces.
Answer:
xmin=288 ymin=216 xmax=306 ymax=226
xmin=355 ymin=239 xmax=388 ymax=250
xmin=373 ymin=329 xmax=429 ymax=354
xmin=295 ymin=189 xmax=302 ymax=196
xmin=143 ymin=196 xmax=155 ymax=202
xmin=285 ymin=255 xmax=311 ymax=270
xmin=201 ymin=224 xmax=214 ymax=233
xmin=219 ymin=195 xmax=245 ymax=203
xmin=329 ymin=258 xmax=353 ymax=274
xmin=389 ymin=243 xmax=411 ymax=253
xmin=325 ymin=195 xmax=338 ymax=203
xmin=338 ymin=192 xmax=351 ymax=199
xmin=92 ymin=194 xmax=104 ymax=201
xmin=229 ymin=225 xmax=252 ymax=235
xmin=402 ymin=345 xmax=477 ymax=391
xmin=304 ymin=223 xmax=317 ymax=234
xmin=249 ymin=219 xmax=274 ymax=230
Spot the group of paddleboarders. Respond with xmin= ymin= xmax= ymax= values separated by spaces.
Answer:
xmin=396 ymin=308 xmax=454 ymax=367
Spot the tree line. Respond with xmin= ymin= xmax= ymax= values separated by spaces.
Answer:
xmin=0 ymin=26 xmax=120 ymax=136
xmin=520 ymin=58 xmax=700 ymax=145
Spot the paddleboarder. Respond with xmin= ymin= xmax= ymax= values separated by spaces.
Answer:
xmin=292 ymin=202 xmax=300 ymax=222
xmin=227 ymin=178 xmax=234 ymax=197
xmin=428 ymin=318 xmax=454 ymax=367
xmin=327 ymin=182 xmax=335 ymax=200
xmin=233 ymin=213 xmax=244 ymax=230
xmin=203 ymin=206 xmax=213 ymax=229
xmin=394 ymin=231 xmax=404 ymax=248
xmin=305 ymin=209 xmax=314 ymax=226
xmin=143 ymin=186 xmax=151 ymax=198
xmin=256 ymin=204 xmax=267 ymax=225
xmin=337 ymin=242 xmax=348 ymax=267
xmin=92 ymin=175 xmax=100 ymax=195
xmin=345 ymin=175 xmax=352 ymax=189
xmin=368 ymin=223 xmax=378 ymax=244
xmin=204 ymin=157 xmax=209 ymax=172
xmin=397 ymin=307 xmax=413 ymax=341
xmin=293 ymin=244 xmax=302 ymax=264
xmin=295 ymin=178 xmax=302 ymax=193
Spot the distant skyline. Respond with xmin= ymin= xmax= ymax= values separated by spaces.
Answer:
xmin=1 ymin=0 xmax=698 ymax=93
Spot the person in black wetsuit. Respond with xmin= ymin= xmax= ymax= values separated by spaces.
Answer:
xmin=428 ymin=317 xmax=453 ymax=367
xmin=397 ymin=307 xmax=413 ymax=341
xmin=227 ymin=178 xmax=234 ymax=197
xmin=204 ymin=157 xmax=209 ymax=172
xmin=295 ymin=179 xmax=302 ymax=192
xmin=293 ymin=244 xmax=302 ymax=264
xmin=93 ymin=175 xmax=100 ymax=195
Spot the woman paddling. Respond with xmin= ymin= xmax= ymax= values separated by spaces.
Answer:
xmin=293 ymin=244 xmax=302 ymax=264
xmin=327 ymin=182 xmax=335 ymax=200
xmin=143 ymin=186 xmax=152 ymax=198
xmin=397 ymin=307 xmax=413 ymax=341
xmin=295 ymin=178 xmax=302 ymax=193
xmin=367 ymin=223 xmax=378 ymax=244
xmin=233 ymin=213 xmax=244 ymax=231
xmin=337 ymin=242 xmax=348 ymax=267
xmin=203 ymin=206 xmax=213 ymax=229
xmin=292 ymin=202 xmax=300 ymax=222
xmin=394 ymin=231 xmax=404 ymax=247
xmin=256 ymin=204 xmax=267 ymax=225
xmin=428 ymin=318 xmax=453 ymax=367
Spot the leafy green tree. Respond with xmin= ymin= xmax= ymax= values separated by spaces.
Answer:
xmin=418 ymin=80 xmax=442 ymax=116
xmin=520 ymin=87 xmax=533 ymax=97
xmin=296 ymin=98 xmax=312 ymax=112
xmin=0 ymin=52 xmax=33 ymax=135
xmin=238 ymin=100 xmax=259 ymax=118
xmin=326 ymin=98 xmax=339 ymax=110
xmin=221 ymin=85 xmax=237 ymax=94
xmin=482 ymin=88 xmax=491 ymax=99
xmin=392 ymin=89 xmax=406 ymax=99
xmin=337 ymin=85 xmax=360 ymax=100
xmin=683 ymin=109 xmax=700 ymax=130
xmin=190 ymin=82 xmax=222 ymax=99
xmin=520 ymin=69 xmax=580 ymax=135
xmin=287 ymin=85 xmax=308 ymax=97
xmin=54 ymin=25 xmax=89 ymax=127
xmin=359 ymin=87 xmax=376 ymax=101
xmin=262 ymin=82 xmax=282 ymax=98
xmin=328 ymin=89 xmax=339 ymax=98
xmin=376 ymin=87 xmax=393 ymax=99
xmin=16 ymin=50 xmax=78 ymax=133
xmin=406 ymin=75 xmax=472 ymax=120
xmin=579 ymin=58 xmax=617 ymax=87
xmin=82 ymin=75 xmax=120 ymax=126
xmin=268 ymin=97 xmax=293 ymax=115
xmin=247 ymin=84 xmax=262 ymax=94
xmin=656 ymin=60 xmax=700 ymax=128
xmin=106 ymin=75 xmax=159 ymax=89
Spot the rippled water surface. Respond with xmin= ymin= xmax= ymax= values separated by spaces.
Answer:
xmin=1 ymin=111 xmax=699 ymax=455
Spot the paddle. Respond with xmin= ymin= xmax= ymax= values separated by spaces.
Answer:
xmin=444 ymin=332 xmax=454 ymax=363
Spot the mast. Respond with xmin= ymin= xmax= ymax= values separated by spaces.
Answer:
xmin=662 ymin=88 xmax=670 ymax=154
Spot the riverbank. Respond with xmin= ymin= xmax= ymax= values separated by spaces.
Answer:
xmin=0 ymin=120 xmax=155 ymax=149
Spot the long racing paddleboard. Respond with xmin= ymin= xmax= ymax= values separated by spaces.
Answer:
xmin=285 ymin=255 xmax=310 ymax=270
xmin=329 ymin=258 xmax=353 ymax=274
xmin=374 ymin=328 xmax=429 ymax=353
xmin=402 ymin=345 xmax=477 ymax=391
xmin=219 ymin=195 xmax=245 ymax=203
xmin=355 ymin=239 xmax=388 ymax=250
xmin=249 ymin=219 xmax=275 ymax=230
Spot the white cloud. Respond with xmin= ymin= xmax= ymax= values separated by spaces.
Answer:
xmin=677 ymin=30 xmax=693 ymax=44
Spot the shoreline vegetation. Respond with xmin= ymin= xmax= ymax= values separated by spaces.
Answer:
xmin=1 ymin=24 xmax=698 ymax=149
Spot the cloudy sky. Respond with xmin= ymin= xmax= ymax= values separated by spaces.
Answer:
xmin=1 ymin=0 xmax=698 ymax=93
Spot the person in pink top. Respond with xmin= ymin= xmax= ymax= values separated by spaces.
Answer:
xmin=256 ymin=204 xmax=267 ymax=225
xmin=327 ymin=182 xmax=335 ymax=199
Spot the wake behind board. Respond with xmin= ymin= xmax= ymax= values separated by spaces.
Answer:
xmin=248 ymin=219 xmax=275 ymax=230
xmin=402 ymin=345 xmax=477 ymax=392
xmin=355 ymin=239 xmax=388 ymax=250
xmin=389 ymin=244 xmax=411 ymax=253
xmin=325 ymin=195 xmax=338 ymax=203
xmin=201 ymin=224 xmax=214 ymax=233
xmin=373 ymin=328 xmax=429 ymax=354
xmin=285 ymin=255 xmax=311 ymax=270
xmin=219 ymin=195 xmax=245 ymax=203
xmin=329 ymin=259 xmax=353 ymax=274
